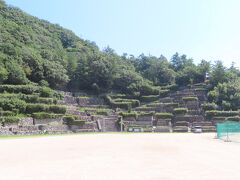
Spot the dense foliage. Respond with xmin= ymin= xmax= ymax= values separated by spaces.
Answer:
xmin=0 ymin=1 xmax=240 ymax=111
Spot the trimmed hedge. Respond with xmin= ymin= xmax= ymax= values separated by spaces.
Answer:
xmin=201 ymin=103 xmax=218 ymax=111
xmin=96 ymin=110 xmax=108 ymax=116
xmin=114 ymin=98 xmax=140 ymax=107
xmin=0 ymin=111 xmax=15 ymax=116
xmin=49 ymin=105 xmax=67 ymax=114
xmin=194 ymin=83 xmax=206 ymax=87
xmin=111 ymin=101 xmax=131 ymax=109
xmin=140 ymin=84 xmax=160 ymax=96
xmin=0 ymin=116 xmax=20 ymax=124
xmin=161 ymin=84 xmax=178 ymax=91
xmin=182 ymin=97 xmax=198 ymax=102
xmin=104 ymin=95 xmax=132 ymax=109
xmin=158 ymin=118 xmax=171 ymax=122
xmin=174 ymin=108 xmax=188 ymax=115
xmin=0 ymin=85 xmax=39 ymax=94
xmin=66 ymin=118 xmax=85 ymax=126
xmin=63 ymin=115 xmax=78 ymax=122
xmin=205 ymin=111 xmax=239 ymax=119
xmin=0 ymin=94 xmax=39 ymax=103
xmin=110 ymin=94 xmax=128 ymax=99
xmin=227 ymin=116 xmax=240 ymax=121
xmin=155 ymin=113 xmax=174 ymax=119
xmin=20 ymin=94 xmax=39 ymax=103
xmin=164 ymin=103 xmax=179 ymax=108
xmin=38 ymin=97 xmax=54 ymax=104
xmin=119 ymin=112 xmax=137 ymax=118
xmin=39 ymin=86 xmax=54 ymax=97
xmin=26 ymin=104 xmax=48 ymax=113
xmin=159 ymin=90 xmax=170 ymax=98
xmin=138 ymin=111 xmax=155 ymax=117
xmin=175 ymin=121 xmax=187 ymax=124
xmin=212 ymin=117 xmax=226 ymax=121
xmin=141 ymin=95 xmax=159 ymax=102
xmin=32 ymin=112 xmax=63 ymax=119
xmin=0 ymin=98 xmax=26 ymax=113
xmin=195 ymin=88 xmax=207 ymax=92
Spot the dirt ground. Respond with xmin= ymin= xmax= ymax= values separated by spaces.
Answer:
xmin=0 ymin=133 xmax=239 ymax=180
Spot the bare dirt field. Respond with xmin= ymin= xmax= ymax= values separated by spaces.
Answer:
xmin=0 ymin=133 xmax=240 ymax=180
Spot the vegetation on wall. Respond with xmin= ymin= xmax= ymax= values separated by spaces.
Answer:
xmin=0 ymin=0 xmax=240 ymax=112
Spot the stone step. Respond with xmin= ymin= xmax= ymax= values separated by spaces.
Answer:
xmin=73 ymin=129 xmax=97 ymax=133
xmin=45 ymin=130 xmax=72 ymax=134
xmin=38 ymin=125 xmax=69 ymax=131
xmin=14 ymin=130 xmax=42 ymax=135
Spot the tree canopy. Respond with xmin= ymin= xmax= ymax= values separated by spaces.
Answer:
xmin=0 ymin=1 xmax=240 ymax=110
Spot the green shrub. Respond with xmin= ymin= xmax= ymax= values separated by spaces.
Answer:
xmin=119 ymin=112 xmax=137 ymax=118
xmin=0 ymin=116 xmax=20 ymax=124
xmin=38 ymin=97 xmax=54 ymax=104
xmin=159 ymin=90 xmax=169 ymax=98
xmin=96 ymin=110 xmax=108 ymax=116
xmin=174 ymin=108 xmax=188 ymax=114
xmin=32 ymin=112 xmax=63 ymax=119
xmin=40 ymin=86 xmax=54 ymax=97
xmin=227 ymin=116 xmax=240 ymax=121
xmin=141 ymin=95 xmax=159 ymax=102
xmin=63 ymin=115 xmax=78 ymax=123
xmin=53 ymin=91 xmax=64 ymax=100
xmin=26 ymin=104 xmax=48 ymax=114
xmin=49 ymin=105 xmax=67 ymax=114
xmin=0 ymin=98 xmax=27 ymax=113
xmin=110 ymin=94 xmax=128 ymax=99
xmin=158 ymin=118 xmax=171 ymax=122
xmin=112 ymin=101 xmax=131 ymax=109
xmin=212 ymin=117 xmax=226 ymax=121
xmin=113 ymin=98 xmax=140 ymax=107
xmin=20 ymin=94 xmax=39 ymax=103
xmin=194 ymin=83 xmax=206 ymax=87
xmin=182 ymin=97 xmax=198 ymax=102
xmin=53 ymin=98 xmax=58 ymax=104
xmin=138 ymin=111 xmax=155 ymax=116
xmin=201 ymin=103 xmax=218 ymax=111
xmin=175 ymin=121 xmax=188 ymax=124
xmin=0 ymin=111 xmax=15 ymax=116
xmin=155 ymin=113 xmax=174 ymax=119
xmin=0 ymin=85 xmax=39 ymax=94
xmin=195 ymin=88 xmax=207 ymax=92
xmin=150 ymin=102 xmax=163 ymax=105
xmin=65 ymin=116 xmax=85 ymax=126
xmin=140 ymin=84 xmax=160 ymax=96
xmin=12 ymin=109 xmax=19 ymax=115
xmin=205 ymin=111 xmax=240 ymax=119
xmin=161 ymin=84 xmax=178 ymax=91
xmin=164 ymin=103 xmax=179 ymax=108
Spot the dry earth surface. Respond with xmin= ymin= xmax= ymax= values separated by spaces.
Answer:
xmin=0 ymin=133 xmax=239 ymax=180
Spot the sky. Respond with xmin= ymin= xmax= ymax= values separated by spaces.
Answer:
xmin=5 ymin=0 xmax=240 ymax=67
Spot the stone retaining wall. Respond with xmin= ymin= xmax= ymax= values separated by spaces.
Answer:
xmin=127 ymin=121 xmax=152 ymax=126
xmin=14 ymin=130 xmax=42 ymax=135
xmin=78 ymin=98 xmax=104 ymax=106
xmin=77 ymin=116 xmax=92 ymax=121
xmin=38 ymin=125 xmax=69 ymax=131
xmin=34 ymin=118 xmax=63 ymax=125
xmin=154 ymin=127 xmax=170 ymax=132
xmin=4 ymin=123 xmax=18 ymax=128
xmin=0 ymin=127 xmax=14 ymax=136
xmin=19 ymin=118 xmax=34 ymax=126
xmin=123 ymin=117 xmax=136 ymax=121
xmin=137 ymin=115 xmax=153 ymax=121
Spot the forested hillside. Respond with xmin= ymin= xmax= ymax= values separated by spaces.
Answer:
xmin=0 ymin=0 xmax=240 ymax=110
